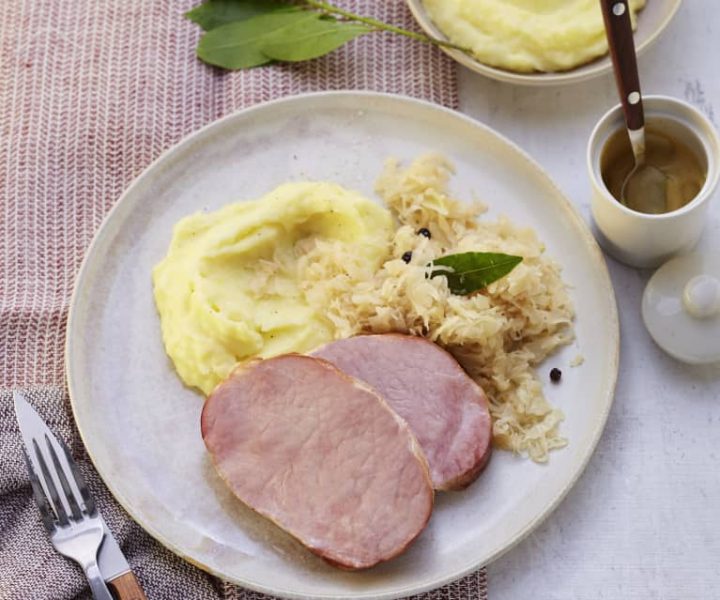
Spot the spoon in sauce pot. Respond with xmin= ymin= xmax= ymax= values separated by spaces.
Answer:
xmin=600 ymin=0 xmax=667 ymax=213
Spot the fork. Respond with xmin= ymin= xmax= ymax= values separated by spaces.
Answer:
xmin=24 ymin=436 xmax=114 ymax=600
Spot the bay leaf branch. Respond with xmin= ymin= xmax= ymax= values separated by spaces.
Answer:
xmin=187 ymin=0 xmax=471 ymax=70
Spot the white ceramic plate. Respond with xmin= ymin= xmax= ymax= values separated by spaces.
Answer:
xmin=407 ymin=0 xmax=682 ymax=86
xmin=67 ymin=92 xmax=618 ymax=599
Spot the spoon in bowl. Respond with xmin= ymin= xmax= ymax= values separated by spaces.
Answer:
xmin=600 ymin=0 xmax=667 ymax=213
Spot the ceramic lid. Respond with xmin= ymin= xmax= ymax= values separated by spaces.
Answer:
xmin=642 ymin=253 xmax=720 ymax=364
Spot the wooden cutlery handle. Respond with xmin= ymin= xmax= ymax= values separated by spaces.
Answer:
xmin=600 ymin=0 xmax=644 ymax=131
xmin=108 ymin=571 xmax=148 ymax=600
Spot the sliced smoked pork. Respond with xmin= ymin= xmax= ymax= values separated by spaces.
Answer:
xmin=201 ymin=354 xmax=433 ymax=570
xmin=313 ymin=334 xmax=492 ymax=491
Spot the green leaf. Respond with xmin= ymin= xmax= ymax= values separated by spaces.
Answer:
xmin=187 ymin=0 xmax=471 ymax=71
xmin=197 ymin=11 xmax=320 ymax=69
xmin=185 ymin=0 xmax=293 ymax=31
xmin=260 ymin=17 xmax=371 ymax=62
xmin=428 ymin=252 xmax=523 ymax=296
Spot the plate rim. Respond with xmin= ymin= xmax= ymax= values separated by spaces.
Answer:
xmin=66 ymin=90 xmax=620 ymax=599
xmin=406 ymin=0 xmax=683 ymax=86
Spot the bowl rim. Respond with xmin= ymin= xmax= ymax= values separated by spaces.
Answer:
xmin=405 ymin=0 xmax=684 ymax=86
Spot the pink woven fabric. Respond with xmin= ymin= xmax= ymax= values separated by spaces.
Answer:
xmin=0 ymin=0 xmax=458 ymax=387
xmin=0 ymin=1 xmax=486 ymax=599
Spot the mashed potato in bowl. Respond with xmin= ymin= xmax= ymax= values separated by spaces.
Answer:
xmin=423 ymin=0 xmax=646 ymax=73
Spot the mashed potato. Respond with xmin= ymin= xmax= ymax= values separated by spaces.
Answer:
xmin=153 ymin=182 xmax=393 ymax=395
xmin=300 ymin=156 xmax=575 ymax=462
xmin=423 ymin=0 xmax=645 ymax=73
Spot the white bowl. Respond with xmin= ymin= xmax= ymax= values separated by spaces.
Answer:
xmin=587 ymin=95 xmax=720 ymax=268
xmin=406 ymin=0 xmax=683 ymax=86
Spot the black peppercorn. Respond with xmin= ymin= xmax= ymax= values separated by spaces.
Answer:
xmin=550 ymin=368 xmax=562 ymax=383
xmin=401 ymin=251 xmax=413 ymax=264
xmin=417 ymin=228 xmax=431 ymax=239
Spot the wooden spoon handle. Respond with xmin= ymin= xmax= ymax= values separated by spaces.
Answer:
xmin=108 ymin=571 xmax=148 ymax=600
xmin=600 ymin=0 xmax=644 ymax=131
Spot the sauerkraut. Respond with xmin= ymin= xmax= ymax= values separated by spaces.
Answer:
xmin=300 ymin=155 xmax=575 ymax=462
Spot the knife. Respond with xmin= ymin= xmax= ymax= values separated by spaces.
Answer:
xmin=14 ymin=391 xmax=147 ymax=600
xmin=98 ymin=516 xmax=147 ymax=600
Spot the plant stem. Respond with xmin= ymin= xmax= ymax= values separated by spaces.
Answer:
xmin=302 ymin=0 xmax=470 ymax=52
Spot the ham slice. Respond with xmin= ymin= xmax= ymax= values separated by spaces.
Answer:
xmin=313 ymin=334 xmax=492 ymax=491
xmin=201 ymin=354 xmax=433 ymax=570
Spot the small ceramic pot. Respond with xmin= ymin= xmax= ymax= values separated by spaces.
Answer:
xmin=587 ymin=95 xmax=720 ymax=268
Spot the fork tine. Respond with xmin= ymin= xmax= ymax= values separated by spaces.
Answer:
xmin=23 ymin=449 xmax=56 ymax=533
xmin=33 ymin=438 xmax=70 ymax=526
xmin=60 ymin=440 xmax=96 ymax=516
xmin=45 ymin=435 xmax=83 ymax=521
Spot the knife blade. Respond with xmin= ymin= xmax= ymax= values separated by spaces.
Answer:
xmin=14 ymin=391 xmax=147 ymax=599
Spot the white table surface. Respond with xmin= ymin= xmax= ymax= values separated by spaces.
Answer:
xmin=455 ymin=2 xmax=720 ymax=598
